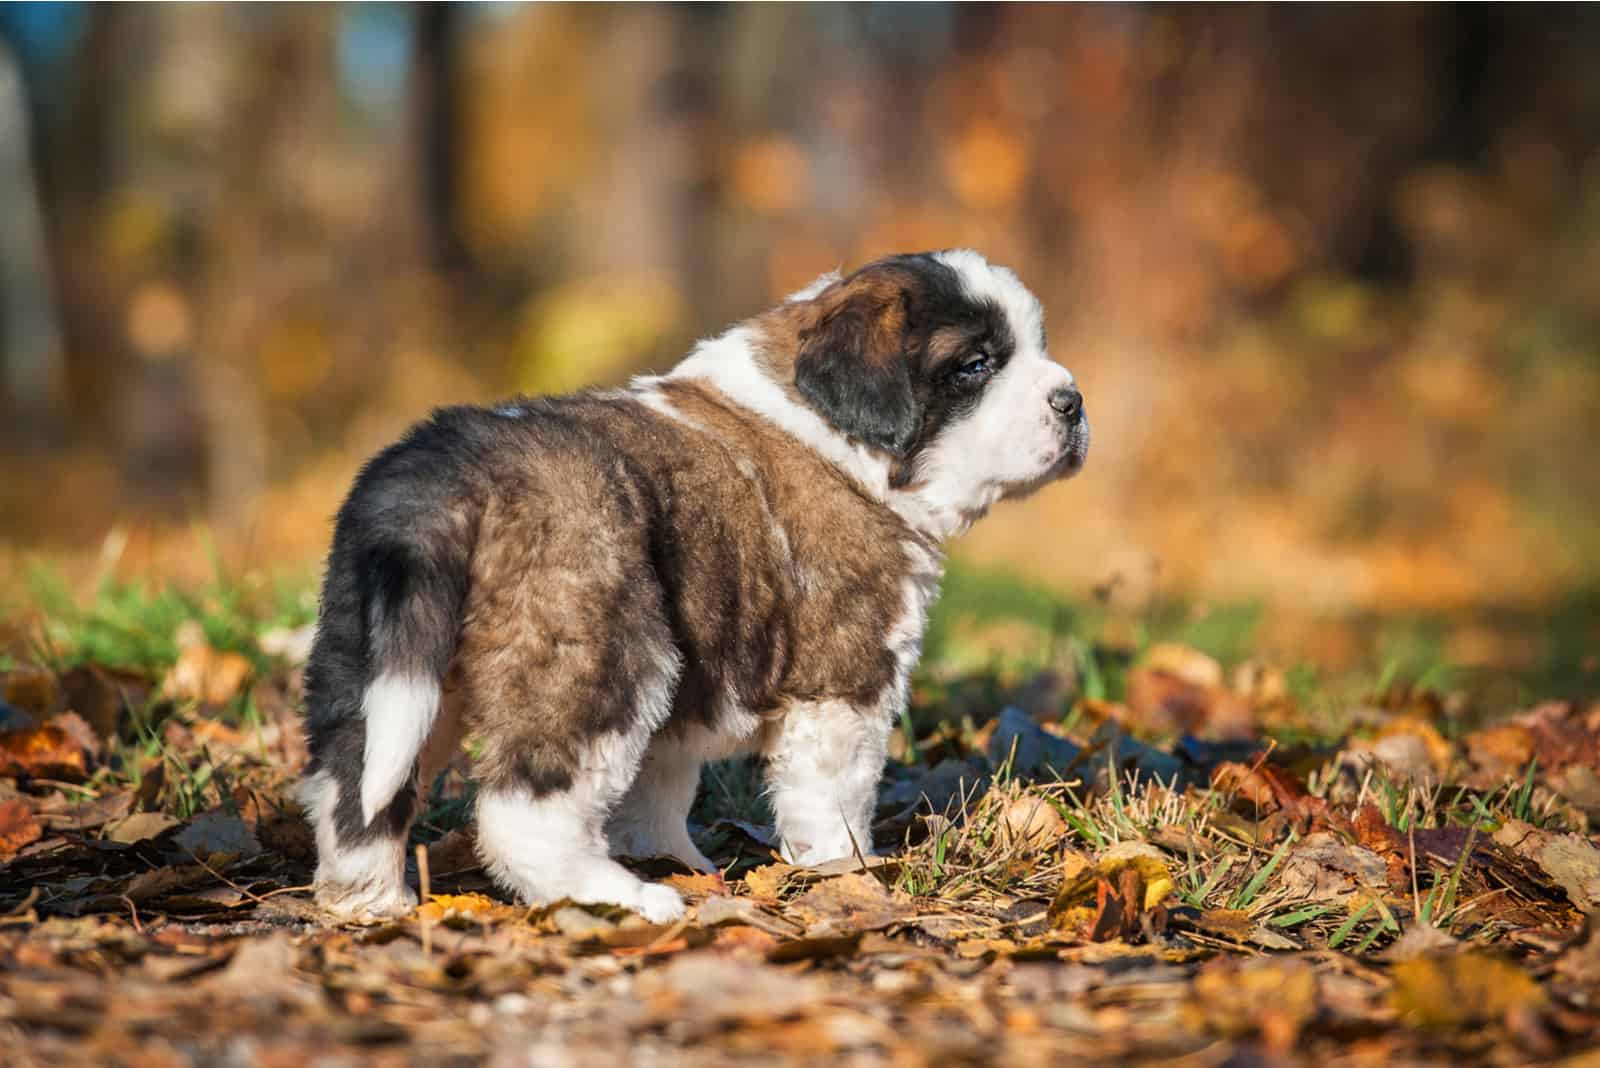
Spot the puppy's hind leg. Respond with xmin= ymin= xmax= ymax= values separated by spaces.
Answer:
xmin=300 ymin=718 xmax=419 ymax=921
xmin=468 ymin=631 xmax=687 ymax=923
xmin=301 ymin=669 xmax=468 ymax=922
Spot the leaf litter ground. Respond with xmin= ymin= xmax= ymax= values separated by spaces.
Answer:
xmin=1 ymin=577 xmax=1599 ymax=1066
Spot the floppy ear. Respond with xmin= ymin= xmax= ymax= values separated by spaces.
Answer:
xmin=793 ymin=287 xmax=920 ymax=455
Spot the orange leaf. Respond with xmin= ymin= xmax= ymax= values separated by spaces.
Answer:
xmin=0 ymin=722 xmax=89 ymax=781
xmin=0 ymin=799 xmax=42 ymax=858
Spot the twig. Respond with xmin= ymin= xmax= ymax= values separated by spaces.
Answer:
xmin=121 ymin=893 xmax=144 ymax=934
xmin=184 ymin=847 xmax=276 ymax=909
xmin=417 ymin=843 xmax=433 ymax=960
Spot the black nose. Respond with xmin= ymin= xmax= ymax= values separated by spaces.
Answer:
xmin=1049 ymin=386 xmax=1083 ymax=420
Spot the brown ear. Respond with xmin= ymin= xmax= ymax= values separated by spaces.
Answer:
xmin=793 ymin=282 xmax=920 ymax=455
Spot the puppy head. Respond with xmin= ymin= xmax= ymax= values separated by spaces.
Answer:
xmin=784 ymin=250 xmax=1088 ymax=530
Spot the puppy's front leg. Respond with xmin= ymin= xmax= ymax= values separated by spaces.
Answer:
xmin=764 ymin=700 xmax=891 ymax=866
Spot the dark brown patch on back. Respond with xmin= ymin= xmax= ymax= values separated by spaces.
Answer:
xmin=453 ymin=386 xmax=918 ymax=794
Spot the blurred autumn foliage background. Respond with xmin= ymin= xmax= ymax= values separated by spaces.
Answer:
xmin=2 ymin=5 xmax=1598 ymax=640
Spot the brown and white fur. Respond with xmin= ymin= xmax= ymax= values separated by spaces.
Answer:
xmin=299 ymin=250 xmax=1088 ymax=923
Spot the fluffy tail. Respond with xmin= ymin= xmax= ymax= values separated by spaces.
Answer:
xmin=360 ymin=670 xmax=441 ymax=826
xmin=352 ymin=526 xmax=472 ymax=826
xmin=304 ymin=419 xmax=480 ymax=831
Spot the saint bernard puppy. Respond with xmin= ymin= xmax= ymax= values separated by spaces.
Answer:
xmin=299 ymin=249 xmax=1089 ymax=922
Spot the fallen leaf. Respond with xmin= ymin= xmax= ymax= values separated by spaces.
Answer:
xmin=0 ymin=720 xmax=90 ymax=780
xmin=661 ymin=871 xmax=727 ymax=900
xmin=694 ymin=895 xmax=803 ymax=937
xmin=41 ymin=789 xmax=132 ymax=832
xmin=2 ymin=666 xmax=58 ymax=718
xmin=1535 ymin=835 xmax=1600 ymax=914
xmin=765 ymin=932 xmax=864 ymax=963
xmin=1390 ymin=954 xmax=1546 ymax=1027
xmin=209 ymin=933 xmax=299 ymax=991
xmin=1494 ymin=819 xmax=1600 ymax=913
xmin=58 ymin=667 xmax=146 ymax=741
xmin=1052 ymin=841 xmax=1174 ymax=932
xmin=123 ymin=864 xmax=212 ymax=904
xmin=423 ymin=827 xmax=479 ymax=875
xmin=1212 ymin=761 xmax=1276 ymax=807
xmin=1088 ymin=867 xmax=1147 ymax=942
xmin=1191 ymin=958 xmax=1318 ymax=1053
xmin=1553 ymin=914 xmax=1600 ymax=987
xmin=1143 ymin=642 xmax=1225 ymax=689
xmin=788 ymin=873 xmax=914 ymax=937
xmin=1556 ymin=765 xmax=1600 ymax=818
xmin=0 ymin=798 xmax=42 ymax=858
xmin=413 ymin=892 xmax=501 ymax=924
xmin=1193 ymin=908 xmax=1255 ymax=941
xmin=1004 ymin=794 xmax=1066 ymax=849
xmin=1125 ymin=667 xmax=1217 ymax=734
xmin=259 ymin=623 xmax=315 ymax=665
xmin=638 ymin=955 xmax=828 ymax=1026
xmin=1278 ymin=832 xmax=1389 ymax=901
xmin=1463 ymin=722 xmax=1535 ymax=781
xmin=743 ymin=862 xmax=798 ymax=903
xmin=105 ymin=811 xmax=178 ymax=844
xmin=988 ymin=705 xmax=1082 ymax=777
xmin=1127 ymin=643 xmax=1253 ymax=736
xmin=162 ymin=642 xmax=253 ymax=706
xmin=1382 ymin=923 xmax=1461 ymax=961
xmin=175 ymin=811 xmax=261 ymax=859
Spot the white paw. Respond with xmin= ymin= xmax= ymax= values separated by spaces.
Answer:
xmin=315 ymin=880 xmax=417 ymax=923
xmin=633 ymin=883 xmax=687 ymax=924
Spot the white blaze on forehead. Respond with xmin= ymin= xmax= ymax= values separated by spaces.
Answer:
xmin=931 ymin=248 xmax=1061 ymax=378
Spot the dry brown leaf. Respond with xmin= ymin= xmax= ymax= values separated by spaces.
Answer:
xmin=1212 ymin=761 xmax=1277 ymax=807
xmin=2 ymin=666 xmax=59 ymax=718
xmin=0 ymin=798 xmax=42 ymax=858
xmin=1004 ymin=794 xmax=1066 ymax=849
xmin=1390 ymin=954 xmax=1546 ymax=1027
xmin=1494 ymin=820 xmax=1600 ymax=913
xmin=104 ymin=811 xmax=178 ymax=844
xmin=58 ymin=666 xmax=146 ymax=741
xmin=788 ymin=872 xmax=914 ymax=937
xmin=743 ymin=862 xmax=799 ymax=903
xmin=1142 ymin=642 xmax=1225 ymax=689
xmin=1190 ymin=958 xmax=1319 ymax=1053
xmin=638 ymin=954 xmax=828 ymax=1026
xmin=694 ymin=895 xmax=803 ymax=937
xmin=661 ymin=871 xmax=727 ymax=900
xmin=424 ymin=827 xmax=479 ymax=876
xmin=1278 ymin=832 xmax=1389 ymax=902
xmin=1124 ymin=667 xmax=1216 ymax=734
xmin=1193 ymin=908 xmax=1256 ymax=942
xmin=1382 ymin=922 xmax=1461 ymax=961
xmin=162 ymin=642 xmax=253 ymax=706
xmin=1463 ymin=722 xmax=1535 ymax=779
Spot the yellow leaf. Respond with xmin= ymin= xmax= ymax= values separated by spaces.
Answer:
xmin=1390 ymin=954 xmax=1546 ymax=1028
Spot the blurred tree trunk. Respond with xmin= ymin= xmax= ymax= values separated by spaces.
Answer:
xmin=413 ymin=4 xmax=472 ymax=281
xmin=0 ymin=40 xmax=66 ymax=443
xmin=195 ymin=9 xmax=337 ymax=537
xmin=588 ymin=5 xmax=724 ymax=331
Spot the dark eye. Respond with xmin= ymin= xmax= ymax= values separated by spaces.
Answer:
xmin=952 ymin=352 xmax=994 ymax=383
